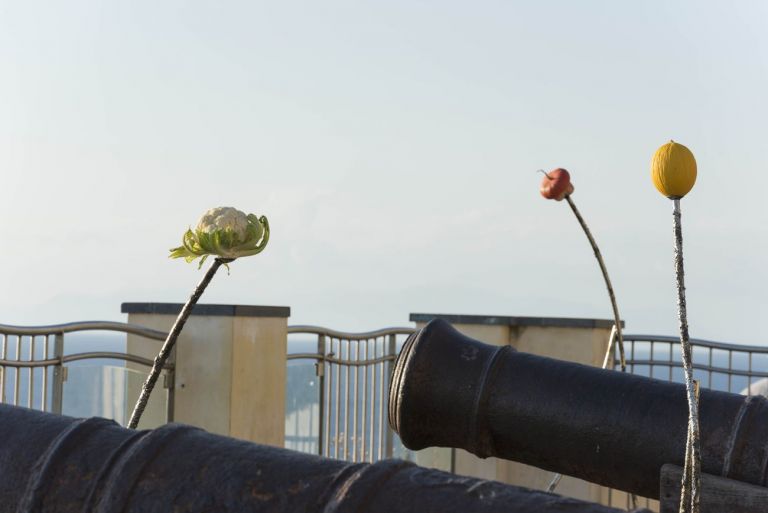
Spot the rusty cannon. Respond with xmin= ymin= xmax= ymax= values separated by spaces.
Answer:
xmin=388 ymin=319 xmax=768 ymax=508
xmin=0 ymin=403 xmax=651 ymax=513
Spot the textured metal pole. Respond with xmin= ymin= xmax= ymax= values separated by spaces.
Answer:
xmin=672 ymin=199 xmax=701 ymax=513
xmin=128 ymin=257 xmax=232 ymax=429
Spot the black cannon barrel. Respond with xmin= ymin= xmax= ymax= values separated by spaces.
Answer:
xmin=389 ymin=319 xmax=768 ymax=499
xmin=0 ymin=403 xmax=650 ymax=513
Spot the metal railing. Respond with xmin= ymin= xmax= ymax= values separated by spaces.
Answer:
xmin=616 ymin=333 xmax=768 ymax=394
xmin=286 ymin=325 xmax=416 ymax=462
xmin=0 ymin=321 xmax=172 ymax=423
xmin=603 ymin=332 xmax=768 ymax=511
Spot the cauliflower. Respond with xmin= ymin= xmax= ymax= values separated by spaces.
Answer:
xmin=196 ymin=207 xmax=249 ymax=240
xmin=170 ymin=206 xmax=269 ymax=266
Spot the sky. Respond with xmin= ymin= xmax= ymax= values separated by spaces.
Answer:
xmin=1 ymin=1 xmax=767 ymax=344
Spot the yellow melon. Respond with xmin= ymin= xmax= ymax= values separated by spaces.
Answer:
xmin=651 ymin=140 xmax=697 ymax=198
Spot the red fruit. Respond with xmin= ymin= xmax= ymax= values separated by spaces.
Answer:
xmin=540 ymin=168 xmax=575 ymax=201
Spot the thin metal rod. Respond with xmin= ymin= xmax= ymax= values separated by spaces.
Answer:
xmin=128 ymin=257 xmax=231 ymax=429
xmin=383 ymin=334 xmax=396 ymax=458
xmin=51 ymin=334 xmax=64 ymax=415
xmin=378 ymin=338 xmax=385 ymax=461
xmin=324 ymin=337 xmax=332 ymax=457
xmin=343 ymin=339 xmax=350 ymax=460
xmin=317 ymin=334 xmax=326 ymax=456
xmin=727 ymin=351 xmax=733 ymax=393
xmin=14 ymin=336 xmax=21 ymax=405
xmin=361 ymin=339 xmax=368 ymax=461
xmin=546 ymin=473 xmax=562 ymax=493
xmin=352 ymin=340 xmax=359 ymax=462
xmin=0 ymin=334 xmax=6 ymax=403
xmin=601 ymin=324 xmax=618 ymax=369
xmin=565 ymin=195 xmax=626 ymax=371
xmin=42 ymin=335 xmax=49 ymax=410
xmin=369 ymin=340 xmax=376 ymax=462
xmin=334 ymin=338 xmax=341 ymax=459
xmin=28 ymin=337 xmax=35 ymax=408
xmin=672 ymin=198 xmax=701 ymax=513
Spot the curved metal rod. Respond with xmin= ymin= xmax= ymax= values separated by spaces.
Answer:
xmin=287 ymin=352 xmax=396 ymax=366
xmin=0 ymin=353 xmax=172 ymax=369
xmin=287 ymin=325 xmax=415 ymax=339
xmin=0 ymin=321 xmax=168 ymax=340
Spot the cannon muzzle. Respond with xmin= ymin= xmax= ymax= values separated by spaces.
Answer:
xmin=0 ymin=403 xmax=650 ymax=512
xmin=389 ymin=319 xmax=768 ymax=499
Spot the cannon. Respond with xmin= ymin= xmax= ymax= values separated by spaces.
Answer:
xmin=0 ymin=403 xmax=650 ymax=512
xmin=389 ymin=319 xmax=768 ymax=503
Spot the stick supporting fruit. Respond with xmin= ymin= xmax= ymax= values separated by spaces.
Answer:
xmin=539 ymin=169 xmax=629 ymax=503
xmin=539 ymin=169 xmax=626 ymax=372
xmin=651 ymin=140 xmax=700 ymax=513
xmin=128 ymin=258 xmax=231 ymax=429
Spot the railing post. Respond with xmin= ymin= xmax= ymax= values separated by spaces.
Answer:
xmin=163 ymin=347 xmax=176 ymax=422
xmin=384 ymin=333 xmax=396 ymax=458
xmin=51 ymin=333 xmax=65 ymax=415
xmin=316 ymin=334 xmax=325 ymax=456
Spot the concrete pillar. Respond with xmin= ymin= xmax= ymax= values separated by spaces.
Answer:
xmin=408 ymin=313 xmax=619 ymax=503
xmin=122 ymin=303 xmax=289 ymax=447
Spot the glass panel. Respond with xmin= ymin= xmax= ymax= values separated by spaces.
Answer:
xmin=285 ymin=359 xmax=320 ymax=455
xmin=62 ymin=364 xmax=168 ymax=428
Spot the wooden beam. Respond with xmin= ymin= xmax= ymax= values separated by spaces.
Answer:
xmin=660 ymin=464 xmax=768 ymax=513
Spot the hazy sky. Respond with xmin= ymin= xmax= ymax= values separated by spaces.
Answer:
xmin=1 ymin=1 xmax=767 ymax=343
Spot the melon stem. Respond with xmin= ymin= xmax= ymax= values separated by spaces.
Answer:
xmin=672 ymin=198 xmax=701 ymax=513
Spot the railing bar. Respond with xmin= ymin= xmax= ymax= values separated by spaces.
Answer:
xmin=287 ymin=325 xmax=416 ymax=339
xmin=748 ymin=352 xmax=753 ymax=395
xmin=286 ymin=353 xmax=395 ymax=365
xmin=317 ymin=334 xmax=325 ymax=457
xmin=333 ymin=338 xmax=341 ymax=460
xmin=51 ymin=334 xmax=64 ymax=415
xmin=0 ymin=334 xmax=6 ymax=403
xmin=323 ymin=339 xmax=333 ymax=457
xmin=377 ymin=337 xmax=385 ymax=461
xmin=42 ymin=335 xmax=49 ymax=411
xmin=384 ymin=333 xmax=396 ymax=459
xmin=0 ymin=322 xmax=167 ymax=339
xmin=728 ymin=351 xmax=733 ymax=393
xmin=668 ymin=343 xmax=673 ymax=382
xmin=14 ymin=336 xmax=21 ymax=406
xmin=370 ymin=339 xmax=376 ymax=463
xmin=28 ymin=336 xmax=35 ymax=408
xmin=352 ymin=339 xmax=359 ymax=462
xmin=343 ymin=339 xmax=350 ymax=461
xmin=0 ymin=352 xmax=173 ymax=368
xmin=621 ymin=334 xmax=768 ymax=353
xmin=618 ymin=359 xmax=768 ymax=378
xmin=361 ymin=339 xmax=368 ymax=462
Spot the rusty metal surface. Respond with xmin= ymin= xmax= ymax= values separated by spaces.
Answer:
xmin=389 ymin=319 xmax=768 ymax=499
xmin=0 ymin=403 xmax=650 ymax=513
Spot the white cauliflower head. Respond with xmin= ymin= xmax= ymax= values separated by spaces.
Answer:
xmin=196 ymin=207 xmax=249 ymax=241
xmin=170 ymin=206 xmax=270 ymax=267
